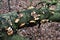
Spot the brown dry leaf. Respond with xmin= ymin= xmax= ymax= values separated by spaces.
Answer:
xmin=34 ymin=17 xmax=39 ymax=20
xmin=20 ymin=23 xmax=25 ymax=27
xmin=7 ymin=30 xmax=13 ymax=35
xmin=40 ymin=19 xmax=49 ymax=23
xmin=30 ymin=20 xmax=36 ymax=23
xmin=49 ymin=5 xmax=56 ymax=10
xmin=19 ymin=13 xmax=24 ymax=18
xmin=31 ymin=11 xmax=40 ymax=19
xmin=31 ymin=11 xmax=36 ymax=16
xmin=15 ymin=18 xmax=20 ymax=23
xmin=27 ymin=6 xmax=34 ymax=9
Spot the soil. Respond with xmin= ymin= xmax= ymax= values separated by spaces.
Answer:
xmin=18 ymin=22 xmax=60 ymax=40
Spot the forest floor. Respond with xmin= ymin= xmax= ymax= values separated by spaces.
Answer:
xmin=1 ymin=0 xmax=60 ymax=40
xmin=18 ymin=22 xmax=60 ymax=40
